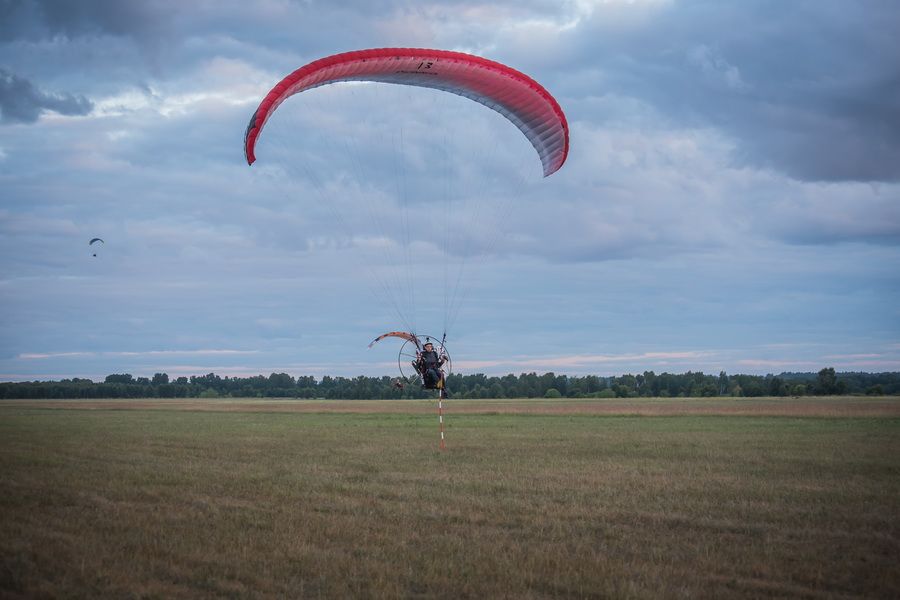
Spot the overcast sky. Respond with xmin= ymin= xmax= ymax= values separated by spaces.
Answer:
xmin=1 ymin=0 xmax=898 ymax=381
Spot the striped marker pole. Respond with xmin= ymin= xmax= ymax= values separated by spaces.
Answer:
xmin=438 ymin=390 xmax=446 ymax=451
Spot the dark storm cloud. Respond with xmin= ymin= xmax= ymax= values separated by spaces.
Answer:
xmin=0 ymin=67 xmax=92 ymax=122
xmin=0 ymin=0 xmax=167 ymax=42
xmin=560 ymin=0 xmax=900 ymax=183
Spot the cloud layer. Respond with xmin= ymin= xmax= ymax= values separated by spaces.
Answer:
xmin=0 ymin=68 xmax=93 ymax=122
xmin=1 ymin=0 xmax=898 ymax=380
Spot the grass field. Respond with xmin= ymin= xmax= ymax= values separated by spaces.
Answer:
xmin=1 ymin=397 xmax=898 ymax=598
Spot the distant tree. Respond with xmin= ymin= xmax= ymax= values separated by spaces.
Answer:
xmin=742 ymin=381 xmax=765 ymax=397
xmin=268 ymin=372 xmax=295 ymax=388
xmin=554 ymin=374 xmax=568 ymax=396
xmin=697 ymin=383 xmax=718 ymax=397
xmin=4 ymin=369 xmax=898 ymax=400
xmin=767 ymin=376 xmax=787 ymax=397
xmin=615 ymin=383 xmax=637 ymax=398
xmin=618 ymin=374 xmax=637 ymax=396
xmin=641 ymin=371 xmax=658 ymax=397
xmin=584 ymin=375 xmax=602 ymax=395
xmin=815 ymin=367 xmax=838 ymax=395
xmin=718 ymin=371 xmax=729 ymax=395
xmin=191 ymin=373 xmax=222 ymax=389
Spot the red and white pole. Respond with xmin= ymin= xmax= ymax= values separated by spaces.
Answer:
xmin=438 ymin=390 xmax=446 ymax=451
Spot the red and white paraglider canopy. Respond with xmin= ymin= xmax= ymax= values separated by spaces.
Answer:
xmin=244 ymin=47 xmax=569 ymax=177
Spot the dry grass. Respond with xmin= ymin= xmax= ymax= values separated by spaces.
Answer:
xmin=1 ymin=398 xmax=898 ymax=598
xmin=4 ymin=395 xmax=900 ymax=417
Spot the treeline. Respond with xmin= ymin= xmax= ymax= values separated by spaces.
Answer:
xmin=1 ymin=368 xmax=898 ymax=399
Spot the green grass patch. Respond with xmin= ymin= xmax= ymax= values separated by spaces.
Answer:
xmin=1 ymin=406 xmax=898 ymax=598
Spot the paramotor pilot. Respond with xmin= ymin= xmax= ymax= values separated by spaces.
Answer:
xmin=415 ymin=341 xmax=447 ymax=391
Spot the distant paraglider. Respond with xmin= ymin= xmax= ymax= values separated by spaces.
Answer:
xmin=89 ymin=237 xmax=104 ymax=257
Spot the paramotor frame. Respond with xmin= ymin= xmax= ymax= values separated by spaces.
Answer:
xmin=397 ymin=334 xmax=452 ymax=386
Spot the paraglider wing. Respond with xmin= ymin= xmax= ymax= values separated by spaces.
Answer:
xmin=89 ymin=238 xmax=104 ymax=257
xmin=368 ymin=331 xmax=420 ymax=349
xmin=244 ymin=48 xmax=569 ymax=177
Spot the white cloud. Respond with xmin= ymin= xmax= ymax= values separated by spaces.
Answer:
xmin=687 ymin=44 xmax=748 ymax=91
xmin=19 ymin=349 xmax=259 ymax=360
xmin=18 ymin=352 xmax=94 ymax=360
